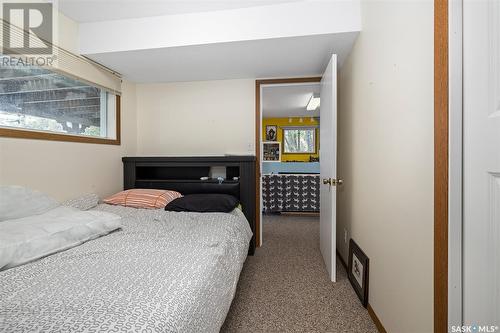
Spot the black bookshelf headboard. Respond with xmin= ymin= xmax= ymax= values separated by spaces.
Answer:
xmin=122 ymin=156 xmax=256 ymax=255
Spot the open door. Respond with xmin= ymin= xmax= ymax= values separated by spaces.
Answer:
xmin=320 ymin=54 xmax=338 ymax=282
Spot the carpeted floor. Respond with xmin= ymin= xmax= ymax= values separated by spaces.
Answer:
xmin=221 ymin=214 xmax=378 ymax=333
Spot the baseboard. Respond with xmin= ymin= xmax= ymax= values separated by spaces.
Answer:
xmin=367 ymin=304 xmax=388 ymax=333
xmin=337 ymin=250 xmax=387 ymax=333
xmin=336 ymin=249 xmax=348 ymax=269
xmin=279 ymin=211 xmax=320 ymax=217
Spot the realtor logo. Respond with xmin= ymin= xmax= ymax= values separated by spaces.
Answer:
xmin=2 ymin=2 xmax=53 ymax=54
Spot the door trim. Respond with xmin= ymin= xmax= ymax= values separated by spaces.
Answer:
xmin=255 ymin=77 xmax=322 ymax=247
xmin=434 ymin=0 xmax=449 ymax=331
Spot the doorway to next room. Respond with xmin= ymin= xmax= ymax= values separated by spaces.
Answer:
xmin=259 ymin=81 xmax=321 ymax=245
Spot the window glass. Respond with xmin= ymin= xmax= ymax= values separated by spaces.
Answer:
xmin=0 ymin=55 xmax=116 ymax=139
xmin=283 ymin=128 xmax=316 ymax=153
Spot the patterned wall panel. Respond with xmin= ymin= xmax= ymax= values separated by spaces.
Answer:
xmin=262 ymin=174 xmax=320 ymax=213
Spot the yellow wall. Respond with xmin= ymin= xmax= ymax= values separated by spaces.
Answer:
xmin=262 ymin=117 xmax=319 ymax=162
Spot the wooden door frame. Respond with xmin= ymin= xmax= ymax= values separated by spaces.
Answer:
xmin=434 ymin=0 xmax=449 ymax=331
xmin=255 ymin=77 xmax=322 ymax=247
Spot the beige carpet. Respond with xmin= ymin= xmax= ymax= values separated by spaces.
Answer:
xmin=221 ymin=214 xmax=378 ymax=333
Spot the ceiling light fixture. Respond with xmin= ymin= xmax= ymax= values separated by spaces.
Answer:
xmin=306 ymin=94 xmax=320 ymax=111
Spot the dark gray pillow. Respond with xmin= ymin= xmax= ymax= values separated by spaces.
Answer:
xmin=165 ymin=194 xmax=239 ymax=213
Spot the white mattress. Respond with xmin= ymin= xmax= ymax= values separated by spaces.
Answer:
xmin=0 ymin=204 xmax=252 ymax=332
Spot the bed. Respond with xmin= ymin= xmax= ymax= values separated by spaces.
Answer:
xmin=0 ymin=156 xmax=257 ymax=332
xmin=0 ymin=204 xmax=252 ymax=332
xmin=122 ymin=156 xmax=256 ymax=254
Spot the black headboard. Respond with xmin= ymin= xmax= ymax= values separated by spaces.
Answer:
xmin=122 ymin=156 xmax=256 ymax=255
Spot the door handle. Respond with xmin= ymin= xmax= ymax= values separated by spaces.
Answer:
xmin=322 ymin=178 xmax=344 ymax=186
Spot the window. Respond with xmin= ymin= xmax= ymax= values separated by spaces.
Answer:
xmin=283 ymin=128 xmax=316 ymax=153
xmin=0 ymin=55 xmax=119 ymax=144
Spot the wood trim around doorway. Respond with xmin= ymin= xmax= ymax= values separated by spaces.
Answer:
xmin=255 ymin=77 xmax=322 ymax=247
xmin=434 ymin=0 xmax=449 ymax=331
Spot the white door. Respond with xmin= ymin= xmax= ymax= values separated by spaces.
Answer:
xmin=320 ymin=54 xmax=338 ymax=282
xmin=463 ymin=0 xmax=500 ymax=325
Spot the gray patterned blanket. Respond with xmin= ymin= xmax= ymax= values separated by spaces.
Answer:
xmin=0 ymin=204 xmax=252 ymax=333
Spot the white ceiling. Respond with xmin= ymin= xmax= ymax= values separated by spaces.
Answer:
xmin=58 ymin=0 xmax=301 ymax=22
xmin=262 ymin=83 xmax=320 ymax=118
xmin=87 ymin=32 xmax=358 ymax=83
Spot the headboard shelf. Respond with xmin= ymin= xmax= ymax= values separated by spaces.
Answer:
xmin=123 ymin=156 xmax=256 ymax=255
xmin=123 ymin=156 xmax=256 ymax=162
xmin=135 ymin=179 xmax=240 ymax=184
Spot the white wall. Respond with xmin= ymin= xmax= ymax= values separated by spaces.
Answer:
xmin=337 ymin=1 xmax=434 ymax=332
xmin=0 ymin=13 xmax=138 ymax=201
xmin=136 ymin=79 xmax=255 ymax=156
xmin=56 ymin=12 xmax=79 ymax=54
xmin=79 ymin=1 xmax=361 ymax=54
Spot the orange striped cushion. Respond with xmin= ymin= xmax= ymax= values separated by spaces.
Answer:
xmin=103 ymin=189 xmax=182 ymax=209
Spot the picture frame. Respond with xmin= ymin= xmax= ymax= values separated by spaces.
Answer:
xmin=265 ymin=125 xmax=278 ymax=141
xmin=262 ymin=141 xmax=281 ymax=162
xmin=348 ymin=239 xmax=369 ymax=307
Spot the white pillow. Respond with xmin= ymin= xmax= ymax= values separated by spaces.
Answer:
xmin=0 ymin=206 xmax=122 ymax=270
xmin=0 ymin=186 xmax=59 ymax=221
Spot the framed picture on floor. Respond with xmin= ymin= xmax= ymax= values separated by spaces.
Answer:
xmin=348 ymin=239 xmax=369 ymax=307
xmin=265 ymin=125 xmax=277 ymax=141
xmin=262 ymin=141 xmax=281 ymax=162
